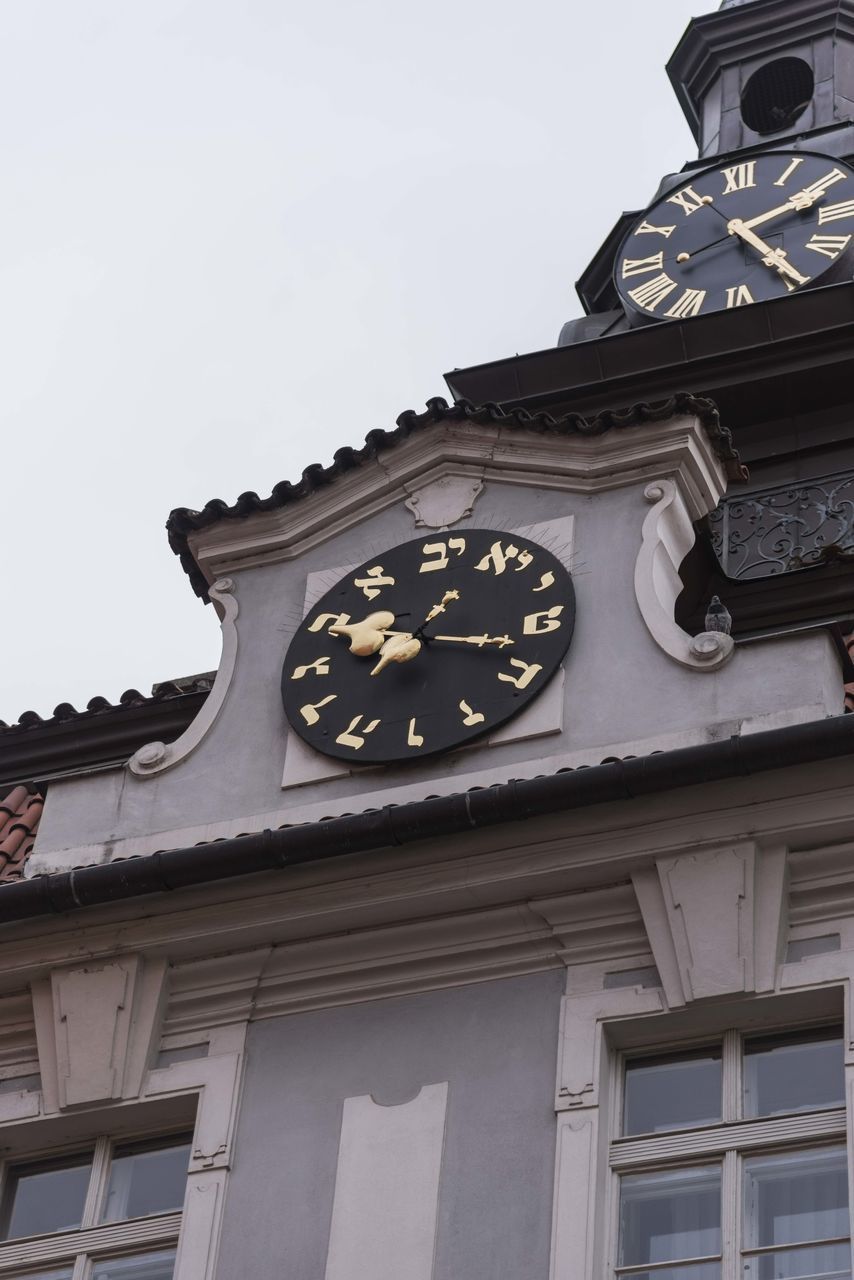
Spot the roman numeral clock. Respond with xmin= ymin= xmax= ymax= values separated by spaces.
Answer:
xmin=281 ymin=530 xmax=575 ymax=764
xmin=616 ymin=150 xmax=854 ymax=322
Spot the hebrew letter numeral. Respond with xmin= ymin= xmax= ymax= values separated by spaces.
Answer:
xmin=497 ymin=658 xmax=543 ymax=690
xmin=533 ymin=571 xmax=555 ymax=593
xmin=407 ymin=719 xmax=425 ymax=747
xmin=459 ymin=699 xmax=485 ymax=727
xmin=420 ymin=542 xmax=449 ymax=573
xmin=291 ymin=656 xmax=331 ymax=680
xmin=523 ymin=606 xmax=564 ymax=635
xmin=308 ymin=612 xmax=351 ymax=634
xmin=474 ymin=541 xmax=519 ymax=575
xmin=336 ymin=715 xmax=381 ymax=749
xmin=354 ymin=567 xmax=395 ymax=600
xmin=299 ymin=694 xmax=337 ymax=726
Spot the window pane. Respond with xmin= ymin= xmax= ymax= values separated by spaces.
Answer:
xmin=744 ymin=1031 xmax=844 ymax=1118
xmin=617 ymin=1267 xmax=721 ymax=1280
xmin=8 ymin=1271 xmax=74 ymax=1280
xmin=624 ymin=1051 xmax=722 ymax=1135
xmin=90 ymin=1250 xmax=176 ymax=1280
xmin=102 ymin=1136 xmax=191 ymax=1222
xmin=620 ymin=1166 xmax=721 ymax=1267
xmin=1 ymin=1153 xmax=92 ymax=1240
xmin=745 ymin=1241 xmax=851 ymax=1280
xmin=744 ymin=1147 xmax=849 ymax=1249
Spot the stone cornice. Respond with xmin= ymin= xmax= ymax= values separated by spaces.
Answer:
xmin=180 ymin=407 xmax=736 ymax=591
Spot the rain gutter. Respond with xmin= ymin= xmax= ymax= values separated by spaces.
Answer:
xmin=6 ymin=712 xmax=854 ymax=925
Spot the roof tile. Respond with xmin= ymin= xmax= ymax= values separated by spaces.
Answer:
xmin=167 ymin=394 xmax=746 ymax=602
xmin=0 ymin=788 xmax=42 ymax=883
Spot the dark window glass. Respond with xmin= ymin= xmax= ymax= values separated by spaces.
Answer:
xmin=624 ymin=1050 xmax=722 ymax=1135
xmin=620 ymin=1166 xmax=721 ymax=1267
xmin=91 ymin=1250 xmax=176 ymax=1280
xmin=102 ymin=1136 xmax=191 ymax=1223
xmin=743 ymin=1030 xmax=844 ymax=1118
xmin=1 ymin=1153 xmax=92 ymax=1240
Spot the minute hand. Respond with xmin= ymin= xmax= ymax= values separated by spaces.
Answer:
xmin=742 ymin=189 xmax=816 ymax=232
xmin=430 ymin=633 xmax=515 ymax=649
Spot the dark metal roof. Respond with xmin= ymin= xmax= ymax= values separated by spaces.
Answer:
xmin=167 ymin=394 xmax=745 ymax=602
xmin=0 ymin=679 xmax=213 ymax=789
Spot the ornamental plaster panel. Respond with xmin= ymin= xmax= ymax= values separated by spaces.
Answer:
xmin=323 ymin=1083 xmax=448 ymax=1280
xmin=403 ymin=470 xmax=485 ymax=528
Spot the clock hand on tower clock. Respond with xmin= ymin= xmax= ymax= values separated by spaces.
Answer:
xmin=726 ymin=218 xmax=811 ymax=289
xmin=742 ymin=189 xmax=818 ymax=232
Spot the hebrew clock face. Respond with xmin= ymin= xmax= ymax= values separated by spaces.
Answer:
xmin=282 ymin=529 xmax=575 ymax=764
xmin=615 ymin=149 xmax=854 ymax=323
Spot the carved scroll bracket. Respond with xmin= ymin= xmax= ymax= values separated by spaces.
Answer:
xmin=129 ymin=578 xmax=238 ymax=777
xmin=635 ymin=480 xmax=734 ymax=672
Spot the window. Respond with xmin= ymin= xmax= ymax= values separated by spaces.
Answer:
xmin=612 ymin=1027 xmax=848 ymax=1280
xmin=0 ymin=1132 xmax=191 ymax=1280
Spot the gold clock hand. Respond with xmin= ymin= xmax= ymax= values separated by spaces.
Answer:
xmin=329 ymin=611 xmax=396 ymax=656
xmin=742 ymin=189 xmax=817 ymax=232
xmin=727 ymin=219 xmax=811 ymax=289
xmin=370 ymin=633 xmax=422 ymax=676
xmin=430 ymin=633 xmax=515 ymax=649
xmin=422 ymin=590 xmax=460 ymax=626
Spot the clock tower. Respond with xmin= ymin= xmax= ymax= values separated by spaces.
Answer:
xmin=448 ymin=0 xmax=854 ymax=662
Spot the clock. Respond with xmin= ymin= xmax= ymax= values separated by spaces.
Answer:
xmin=615 ymin=149 xmax=854 ymax=323
xmin=281 ymin=529 xmax=575 ymax=764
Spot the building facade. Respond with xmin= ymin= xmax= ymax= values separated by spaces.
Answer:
xmin=3 ymin=1 xmax=854 ymax=1277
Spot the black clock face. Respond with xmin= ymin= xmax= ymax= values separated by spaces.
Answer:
xmin=282 ymin=529 xmax=575 ymax=764
xmin=615 ymin=150 xmax=854 ymax=323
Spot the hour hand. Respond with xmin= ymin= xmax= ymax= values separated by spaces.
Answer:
xmin=423 ymin=590 xmax=460 ymax=625
xmin=329 ymin=611 xmax=395 ymax=656
xmin=727 ymin=219 xmax=811 ymax=289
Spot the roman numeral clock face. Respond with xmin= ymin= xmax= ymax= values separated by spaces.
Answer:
xmin=616 ymin=150 xmax=854 ymax=323
xmin=281 ymin=530 xmax=575 ymax=764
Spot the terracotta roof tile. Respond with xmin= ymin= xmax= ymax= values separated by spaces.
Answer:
xmin=0 ymin=787 xmax=42 ymax=884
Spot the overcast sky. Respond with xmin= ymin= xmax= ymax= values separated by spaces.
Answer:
xmin=1 ymin=0 xmax=708 ymax=720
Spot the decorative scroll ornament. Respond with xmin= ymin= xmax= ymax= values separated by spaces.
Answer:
xmin=709 ymin=470 xmax=854 ymax=580
xmin=129 ymin=578 xmax=238 ymax=777
xmin=635 ymin=481 xmax=734 ymax=672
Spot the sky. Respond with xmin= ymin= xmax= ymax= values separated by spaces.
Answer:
xmin=1 ymin=0 xmax=708 ymax=721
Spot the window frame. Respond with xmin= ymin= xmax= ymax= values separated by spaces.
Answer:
xmin=607 ymin=1023 xmax=849 ymax=1280
xmin=0 ymin=1127 xmax=193 ymax=1279
xmin=549 ymin=981 xmax=854 ymax=1280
